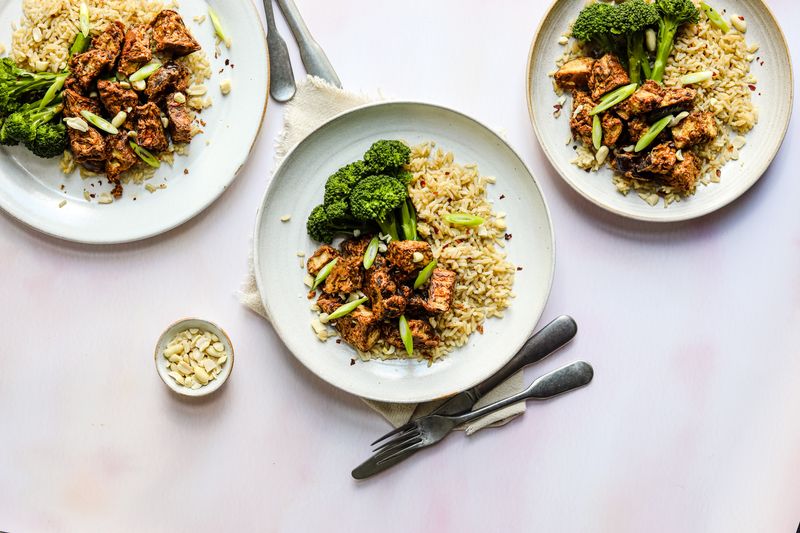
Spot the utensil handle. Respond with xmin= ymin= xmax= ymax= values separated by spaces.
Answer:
xmin=263 ymin=0 xmax=296 ymax=101
xmin=474 ymin=315 xmax=578 ymax=397
xmin=275 ymin=0 xmax=341 ymax=87
xmin=453 ymin=361 xmax=594 ymax=426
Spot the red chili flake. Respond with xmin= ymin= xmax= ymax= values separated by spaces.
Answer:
xmin=748 ymin=84 xmax=756 ymax=91
xmin=350 ymin=358 xmax=355 ymax=365
xmin=499 ymin=194 xmax=506 ymax=200
xmin=433 ymin=226 xmax=439 ymax=235
xmin=218 ymin=68 xmax=224 ymax=74
xmin=225 ymin=59 xmax=230 ymax=66
xmin=477 ymin=324 xmax=484 ymax=335
xmin=504 ymin=233 xmax=512 ymax=241
xmin=183 ymin=169 xmax=189 ymax=175
xmin=89 ymin=193 xmax=95 ymax=198
xmin=756 ymin=57 xmax=760 ymax=61
xmin=133 ymin=197 xmax=137 ymax=201
xmin=516 ymin=266 xmax=523 ymax=271
xmin=738 ymin=15 xmax=745 ymax=20
xmin=230 ymin=63 xmax=235 ymax=69
xmin=335 ymin=339 xmax=341 ymax=344
xmin=420 ymin=180 xmax=426 ymax=187
xmin=716 ymin=169 xmax=722 ymax=178
xmin=444 ymin=172 xmax=450 ymax=176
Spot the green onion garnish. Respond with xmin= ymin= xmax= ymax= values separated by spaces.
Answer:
xmin=208 ymin=7 xmax=231 ymax=48
xmin=679 ymin=71 xmax=713 ymax=86
xmin=80 ymin=110 xmax=118 ymax=135
xmin=129 ymin=141 xmax=161 ymax=168
xmin=129 ymin=61 xmax=162 ymax=82
xmin=70 ymin=33 xmax=90 ymax=56
xmin=79 ymin=2 xmax=90 ymax=38
xmin=589 ymin=83 xmax=637 ymax=116
xmin=327 ymin=297 xmax=368 ymax=321
xmin=363 ymin=236 xmax=379 ymax=270
xmin=40 ymin=74 xmax=67 ymax=109
xmin=413 ymin=259 xmax=437 ymax=290
xmin=398 ymin=315 xmax=413 ymax=356
xmin=443 ymin=213 xmax=485 ymax=227
xmin=634 ymin=115 xmax=674 ymax=153
xmin=700 ymin=2 xmax=729 ymax=33
xmin=592 ymin=114 xmax=602 ymax=150
xmin=312 ymin=257 xmax=338 ymax=289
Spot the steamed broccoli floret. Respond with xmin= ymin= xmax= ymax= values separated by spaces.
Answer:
xmin=306 ymin=204 xmax=365 ymax=244
xmin=350 ymin=174 xmax=408 ymax=241
xmin=26 ymin=122 xmax=66 ymax=158
xmin=363 ymin=140 xmax=411 ymax=174
xmin=323 ymin=160 xmax=366 ymax=220
xmin=651 ymin=0 xmax=700 ymax=82
xmin=0 ymin=118 xmax=19 ymax=146
xmin=571 ymin=2 xmax=620 ymax=54
xmin=613 ymin=0 xmax=659 ymax=84
xmin=5 ymin=101 xmax=62 ymax=144
xmin=0 ymin=58 xmax=62 ymax=116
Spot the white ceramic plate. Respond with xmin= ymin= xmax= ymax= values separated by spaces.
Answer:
xmin=254 ymin=102 xmax=555 ymax=404
xmin=526 ymin=0 xmax=793 ymax=222
xmin=0 ymin=0 xmax=268 ymax=243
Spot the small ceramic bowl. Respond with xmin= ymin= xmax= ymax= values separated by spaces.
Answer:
xmin=154 ymin=318 xmax=234 ymax=397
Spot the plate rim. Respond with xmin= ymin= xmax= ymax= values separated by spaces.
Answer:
xmin=0 ymin=0 xmax=270 ymax=244
xmin=525 ymin=0 xmax=794 ymax=222
xmin=253 ymin=100 xmax=556 ymax=403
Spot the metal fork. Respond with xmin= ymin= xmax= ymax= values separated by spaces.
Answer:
xmin=352 ymin=361 xmax=594 ymax=479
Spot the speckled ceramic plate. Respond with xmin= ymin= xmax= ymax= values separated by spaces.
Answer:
xmin=0 ymin=0 xmax=268 ymax=243
xmin=253 ymin=102 xmax=555 ymax=403
xmin=526 ymin=0 xmax=793 ymax=221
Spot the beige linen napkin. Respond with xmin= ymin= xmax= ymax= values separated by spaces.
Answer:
xmin=240 ymin=76 xmax=525 ymax=435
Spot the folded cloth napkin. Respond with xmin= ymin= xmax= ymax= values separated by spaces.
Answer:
xmin=240 ymin=76 xmax=525 ymax=435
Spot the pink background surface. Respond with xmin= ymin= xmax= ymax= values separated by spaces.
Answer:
xmin=1 ymin=0 xmax=798 ymax=531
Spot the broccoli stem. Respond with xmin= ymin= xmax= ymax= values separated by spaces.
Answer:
xmin=651 ymin=20 xmax=680 ymax=82
xmin=377 ymin=218 xmax=399 ymax=242
xmin=627 ymin=35 xmax=648 ymax=85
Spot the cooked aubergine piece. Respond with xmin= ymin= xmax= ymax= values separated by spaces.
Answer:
xmin=144 ymin=62 xmax=190 ymax=103
xmin=68 ymin=49 xmax=113 ymax=92
xmin=165 ymin=94 xmax=194 ymax=143
xmin=381 ymin=319 xmax=440 ymax=350
xmin=386 ymin=240 xmax=433 ymax=273
xmin=105 ymin=131 xmax=139 ymax=182
xmin=671 ymin=111 xmax=718 ymax=149
xmin=554 ymin=57 xmax=595 ymax=90
xmin=363 ymin=264 xmax=407 ymax=320
xmin=97 ymin=80 xmax=138 ymax=117
xmin=569 ymin=90 xmax=596 ymax=146
xmin=118 ymin=24 xmax=152 ymax=76
xmin=665 ymin=151 xmax=701 ymax=192
xmin=615 ymin=80 xmax=664 ymax=120
xmin=323 ymin=255 xmax=363 ymax=295
xmin=132 ymin=102 xmax=169 ymax=152
xmin=307 ymin=245 xmax=340 ymax=276
xmin=63 ymin=89 xmax=102 ymax=118
xmin=637 ymin=142 xmax=677 ymax=175
xmin=588 ymin=54 xmax=630 ymax=100
xmin=91 ymin=21 xmax=126 ymax=68
xmin=151 ymin=10 xmax=201 ymax=56
xmin=334 ymin=306 xmax=381 ymax=352
xmin=601 ymin=113 xmax=623 ymax=147
xmin=68 ymin=127 xmax=107 ymax=165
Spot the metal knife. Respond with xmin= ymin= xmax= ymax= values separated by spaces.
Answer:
xmin=275 ymin=0 xmax=342 ymax=87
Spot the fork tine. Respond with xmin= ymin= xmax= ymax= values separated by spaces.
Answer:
xmin=373 ymin=432 xmax=421 ymax=459
xmin=374 ymin=435 xmax=423 ymax=463
xmin=376 ymin=440 xmax=425 ymax=465
xmin=370 ymin=420 xmax=415 ymax=446
xmin=371 ymin=427 xmax=417 ymax=453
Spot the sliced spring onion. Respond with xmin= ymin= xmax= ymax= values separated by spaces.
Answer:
xmin=208 ymin=7 xmax=231 ymax=48
xmin=591 ymin=114 xmax=602 ymax=151
xmin=398 ymin=315 xmax=413 ymax=356
xmin=678 ymin=71 xmax=713 ymax=86
xmin=129 ymin=61 xmax=162 ymax=82
xmin=700 ymin=2 xmax=729 ymax=33
xmin=413 ymin=259 xmax=438 ymax=290
xmin=363 ymin=236 xmax=379 ymax=270
xmin=399 ymin=198 xmax=416 ymax=241
xmin=129 ymin=141 xmax=161 ymax=168
xmin=311 ymin=257 xmax=338 ymax=289
xmin=634 ymin=115 xmax=674 ymax=153
xmin=443 ymin=213 xmax=485 ymax=227
xmin=327 ymin=297 xmax=368 ymax=321
xmin=70 ymin=32 xmax=90 ymax=56
xmin=80 ymin=110 xmax=118 ymax=134
xmin=40 ymin=74 xmax=67 ymax=109
xmin=589 ymin=83 xmax=637 ymax=116
xmin=79 ymin=2 xmax=90 ymax=38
